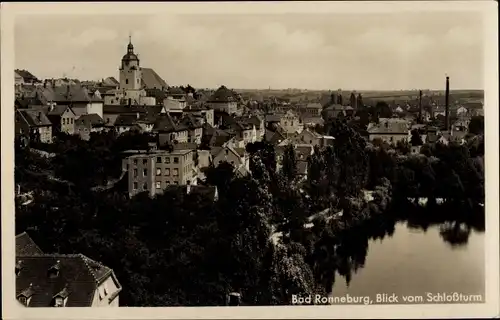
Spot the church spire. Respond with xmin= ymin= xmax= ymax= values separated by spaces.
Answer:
xmin=127 ymin=32 xmax=134 ymax=53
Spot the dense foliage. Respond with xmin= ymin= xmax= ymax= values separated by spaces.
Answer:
xmin=16 ymin=118 xmax=485 ymax=305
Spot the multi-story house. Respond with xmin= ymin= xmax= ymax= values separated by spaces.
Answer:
xmin=290 ymin=128 xmax=323 ymax=147
xmin=15 ymin=109 xmax=53 ymax=144
xmin=367 ymin=118 xmax=410 ymax=144
xmin=75 ymin=114 xmax=106 ymax=141
xmin=279 ymin=110 xmax=303 ymax=136
xmin=298 ymin=102 xmax=322 ymax=117
xmin=153 ymin=113 xmax=189 ymax=146
xmin=180 ymin=114 xmax=204 ymax=144
xmin=122 ymin=149 xmax=196 ymax=197
xmin=183 ymin=104 xmax=215 ymax=127
xmin=51 ymin=85 xmax=104 ymax=119
xmin=15 ymin=232 xmax=122 ymax=307
xmin=211 ymin=145 xmax=250 ymax=176
xmin=207 ymin=85 xmax=241 ymax=116
xmin=46 ymin=105 xmax=76 ymax=135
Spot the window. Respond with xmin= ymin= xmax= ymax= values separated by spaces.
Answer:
xmin=142 ymin=183 xmax=147 ymax=190
xmin=173 ymin=168 xmax=179 ymax=176
xmin=62 ymin=118 xmax=66 ymax=125
xmin=231 ymin=161 xmax=234 ymax=165
xmin=143 ymin=169 xmax=147 ymax=176
xmin=103 ymin=284 xmax=108 ymax=296
xmin=133 ymin=159 xmax=138 ymax=165
xmin=165 ymin=157 xmax=171 ymax=164
xmin=19 ymin=296 xmax=27 ymax=306
xmin=107 ymin=118 xmax=110 ymax=123
xmin=133 ymin=169 xmax=138 ymax=177
xmin=133 ymin=182 xmax=138 ymax=189
xmin=126 ymin=164 xmax=129 ymax=170
xmin=174 ymin=181 xmax=179 ymax=185
xmin=164 ymin=168 xmax=170 ymax=176
xmin=156 ymin=168 xmax=161 ymax=176
xmin=143 ymin=159 xmax=147 ymax=165
xmin=137 ymin=79 xmax=139 ymax=84
xmin=157 ymin=157 xmax=162 ymax=163
xmin=126 ymin=79 xmax=129 ymax=84
xmin=156 ymin=181 xmax=161 ymax=189
xmin=54 ymin=297 xmax=64 ymax=307
xmin=165 ymin=181 xmax=170 ymax=185
xmin=173 ymin=157 xmax=179 ymax=164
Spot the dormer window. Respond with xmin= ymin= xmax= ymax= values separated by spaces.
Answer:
xmin=18 ymin=283 xmax=34 ymax=306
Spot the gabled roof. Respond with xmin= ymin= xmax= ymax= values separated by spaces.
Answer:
xmin=153 ymin=113 xmax=188 ymax=133
xmin=367 ymin=118 xmax=409 ymax=135
xmin=17 ymin=109 xmax=52 ymax=127
xmin=15 ymin=69 xmax=39 ymax=82
xmin=47 ymin=105 xmax=75 ymax=117
xmin=76 ymin=113 xmax=104 ymax=126
xmin=102 ymin=77 xmax=119 ymax=87
xmin=114 ymin=114 xmax=139 ymax=127
xmin=16 ymin=254 xmax=118 ymax=307
xmin=141 ymin=68 xmax=168 ymax=90
xmin=16 ymin=232 xmax=43 ymax=256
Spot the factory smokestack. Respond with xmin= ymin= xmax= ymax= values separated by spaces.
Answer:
xmin=418 ymin=90 xmax=423 ymax=123
xmin=445 ymin=76 xmax=450 ymax=131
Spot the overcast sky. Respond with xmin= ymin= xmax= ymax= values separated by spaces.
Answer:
xmin=14 ymin=12 xmax=484 ymax=90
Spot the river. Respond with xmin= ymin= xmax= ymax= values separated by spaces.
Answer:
xmin=330 ymin=221 xmax=485 ymax=302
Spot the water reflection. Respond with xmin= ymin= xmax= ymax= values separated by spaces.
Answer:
xmin=308 ymin=202 xmax=485 ymax=297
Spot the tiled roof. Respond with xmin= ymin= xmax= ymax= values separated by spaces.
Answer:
xmin=47 ymin=105 xmax=74 ymax=116
xmin=15 ymin=69 xmax=39 ymax=82
xmin=367 ymin=118 xmax=409 ymax=134
xmin=76 ymin=114 xmax=104 ymax=126
xmin=265 ymin=114 xmax=283 ymax=123
xmin=153 ymin=113 xmax=188 ymax=133
xmin=17 ymin=109 xmax=52 ymax=127
xmin=141 ymin=68 xmax=168 ymax=90
xmin=103 ymin=105 xmax=147 ymax=114
xmin=114 ymin=114 xmax=139 ymax=126
xmin=16 ymin=232 xmax=43 ymax=256
xmin=102 ymin=77 xmax=119 ymax=87
xmin=16 ymin=254 xmax=116 ymax=307
xmin=181 ymin=113 xmax=203 ymax=129
xmin=304 ymin=102 xmax=323 ymax=109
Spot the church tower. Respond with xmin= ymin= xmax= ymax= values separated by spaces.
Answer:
xmin=119 ymin=35 xmax=142 ymax=90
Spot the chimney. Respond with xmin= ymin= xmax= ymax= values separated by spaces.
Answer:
xmin=445 ymin=76 xmax=450 ymax=131
xmin=186 ymin=180 xmax=191 ymax=194
xmin=418 ymin=90 xmax=423 ymax=123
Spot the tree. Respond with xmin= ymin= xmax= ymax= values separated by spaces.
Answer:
xmin=374 ymin=101 xmax=393 ymax=118
xmin=281 ymin=144 xmax=297 ymax=182
xmin=410 ymin=129 xmax=423 ymax=146
xmin=468 ymin=116 xmax=484 ymax=135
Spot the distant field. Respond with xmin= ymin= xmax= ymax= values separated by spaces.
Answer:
xmin=236 ymin=88 xmax=484 ymax=101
